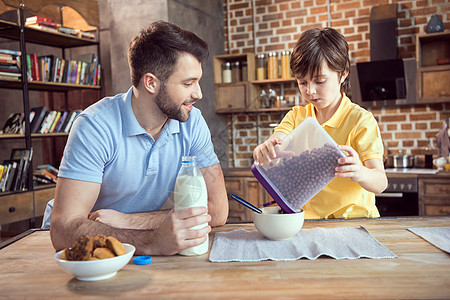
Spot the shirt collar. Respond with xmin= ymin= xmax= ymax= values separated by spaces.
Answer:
xmin=122 ymin=87 xmax=180 ymax=137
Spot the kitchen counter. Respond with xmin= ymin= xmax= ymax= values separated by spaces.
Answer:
xmin=1 ymin=217 xmax=449 ymax=299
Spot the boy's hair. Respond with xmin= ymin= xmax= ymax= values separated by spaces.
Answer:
xmin=290 ymin=27 xmax=350 ymax=93
xmin=128 ymin=20 xmax=209 ymax=87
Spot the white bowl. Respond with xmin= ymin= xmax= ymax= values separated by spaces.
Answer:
xmin=252 ymin=206 xmax=305 ymax=240
xmin=54 ymin=243 xmax=135 ymax=281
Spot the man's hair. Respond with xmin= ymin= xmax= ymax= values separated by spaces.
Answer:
xmin=128 ymin=20 xmax=209 ymax=87
xmin=290 ymin=27 xmax=350 ymax=93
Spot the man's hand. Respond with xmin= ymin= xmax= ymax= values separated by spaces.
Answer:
xmin=88 ymin=209 xmax=131 ymax=229
xmin=150 ymin=207 xmax=211 ymax=255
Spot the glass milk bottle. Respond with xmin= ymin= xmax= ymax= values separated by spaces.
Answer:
xmin=174 ymin=156 xmax=208 ymax=255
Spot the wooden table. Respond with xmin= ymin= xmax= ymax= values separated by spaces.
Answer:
xmin=1 ymin=217 xmax=449 ymax=299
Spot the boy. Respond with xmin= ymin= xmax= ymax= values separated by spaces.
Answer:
xmin=253 ymin=27 xmax=387 ymax=219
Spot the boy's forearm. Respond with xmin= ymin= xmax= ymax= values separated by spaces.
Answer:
xmin=358 ymin=167 xmax=388 ymax=194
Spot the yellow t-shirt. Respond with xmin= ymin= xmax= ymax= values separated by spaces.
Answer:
xmin=274 ymin=94 xmax=383 ymax=219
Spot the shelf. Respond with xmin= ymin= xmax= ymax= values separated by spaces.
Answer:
xmin=216 ymin=106 xmax=293 ymax=114
xmin=0 ymin=20 xmax=98 ymax=48
xmin=251 ymin=78 xmax=296 ymax=84
xmin=33 ymin=183 xmax=56 ymax=190
xmin=0 ymin=132 xmax=69 ymax=139
xmin=418 ymin=64 xmax=450 ymax=72
xmin=0 ymin=79 xmax=101 ymax=91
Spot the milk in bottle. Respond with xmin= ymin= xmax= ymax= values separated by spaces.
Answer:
xmin=174 ymin=156 xmax=208 ymax=255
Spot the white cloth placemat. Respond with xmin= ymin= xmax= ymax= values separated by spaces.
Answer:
xmin=209 ymin=226 xmax=397 ymax=262
xmin=407 ymin=227 xmax=450 ymax=253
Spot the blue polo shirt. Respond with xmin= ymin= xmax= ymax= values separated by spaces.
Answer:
xmin=58 ymin=87 xmax=219 ymax=213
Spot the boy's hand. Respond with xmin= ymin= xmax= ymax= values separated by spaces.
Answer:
xmin=334 ymin=145 xmax=365 ymax=182
xmin=253 ymin=136 xmax=283 ymax=165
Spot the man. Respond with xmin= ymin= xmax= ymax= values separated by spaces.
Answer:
xmin=49 ymin=20 xmax=228 ymax=256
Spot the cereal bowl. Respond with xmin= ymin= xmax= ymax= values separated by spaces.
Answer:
xmin=252 ymin=206 xmax=304 ymax=240
xmin=53 ymin=244 xmax=135 ymax=281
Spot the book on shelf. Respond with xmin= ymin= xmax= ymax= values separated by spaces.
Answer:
xmin=0 ymin=112 xmax=23 ymax=134
xmin=25 ymin=53 xmax=100 ymax=86
xmin=0 ymin=163 xmax=8 ymax=192
xmin=78 ymin=30 xmax=96 ymax=40
xmin=63 ymin=110 xmax=81 ymax=133
xmin=58 ymin=26 xmax=77 ymax=36
xmin=0 ymin=49 xmax=21 ymax=56
xmin=25 ymin=54 xmax=33 ymax=81
xmin=37 ymin=164 xmax=59 ymax=176
xmin=30 ymin=53 xmax=40 ymax=81
xmin=33 ymin=164 xmax=59 ymax=185
xmin=39 ymin=110 xmax=57 ymax=134
xmin=25 ymin=16 xmax=95 ymax=40
xmin=1 ymin=159 xmax=19 ymax=192
xmin=8 ymin=108 xmax=81 ymax=135
xmin=33 ymin=169 xmax=57 ymax=183
xmin=48 ymin=111 xmax=61 ymax=133
xmin=26 ymin=24 xmax=59 ymax=33
xmin=54 ymin=111 xmax=68 ymax=133
xmin=0 ymin=49 xmax=21 ymax=80
xmin=30 ymin=106 xmax=47 ymax=133
xmin=10 ymin=148 xmax=33 ymax=191
xmin=25 ymin=16 xmax=58 ymax=27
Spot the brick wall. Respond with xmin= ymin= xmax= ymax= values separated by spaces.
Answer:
xmin=223 ymin=0 xmax=450 ymax=167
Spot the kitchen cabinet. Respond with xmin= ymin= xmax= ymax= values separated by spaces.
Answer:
xmin=214 ymin=53 xmax=297 ymax=113
xmin=0 ymin=191 xmax=34 ymax=225
xmin=224 ymin=169 xmax=450 ymax=221
xmin=416 ymin=31 xmax=450 ymax=103
xmin=223 ymin=168 xmax=272 ymax=222
xmin=214 ymin=53 xmax=256 ymax=112
xmin=419 ymin=176 xmax=450 ymax=216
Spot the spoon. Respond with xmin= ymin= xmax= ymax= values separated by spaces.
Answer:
xmin=230 ymin=194 xmax=262 ymax=214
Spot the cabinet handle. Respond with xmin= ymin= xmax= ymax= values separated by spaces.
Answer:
xmin=439 ymin=207 xmax=450 ymax=214
xmin=439 ymin=187 xmax=449 ymax=193
xmin=9 ymin=207 xmax=16 ymax=213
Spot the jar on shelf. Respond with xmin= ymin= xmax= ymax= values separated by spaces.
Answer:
xmin=222 ymin=62 xmax=232 ymax=83
xmin=241 ymin=61 xmax=248 ymax=82
xmin=256 ymin=54 xmax=266 ymax=80
xmin=267 ymin=52 xmax=278 ymax=79
xmin=268 ymin=89 xmax=277 ymax=107
xmin=281 ymin=50 xmax=291 ymax=78
xmin=232 ymin=61 xmax=241 ymax=82
xmin=259 ymin=89 xmax=270 ymax=108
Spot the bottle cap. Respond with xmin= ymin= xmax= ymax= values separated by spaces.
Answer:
xmin=134 ymin=256 xmax=152 ymax=265
xmin=182 ymin=156 xmax=197 ymax=163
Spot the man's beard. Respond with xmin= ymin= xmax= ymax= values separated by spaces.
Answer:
xmin=155 ymin=83 xmax=189 ymax=122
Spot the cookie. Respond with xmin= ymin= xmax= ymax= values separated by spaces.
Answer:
xmin=93 ymin=234 xmax=107 ymax=249
xmin=106 ymin=236 xmax=126 ymax=256
xmin=60 ymin=248 xmax=68 ymax=260
xmin=66 ymin=235 xmax=94 ymax=261
xmin=93 ymin=247 xmax=115 ymax=259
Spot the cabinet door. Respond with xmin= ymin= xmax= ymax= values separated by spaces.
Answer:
xmin=0 ymin=192 xmax=34 ymax=225
xmin=225 ymin=177 xmax=248 ymax=223
xmin=34 ymin=187 xmax=55 ymax=218
xmin=424 ymin=205 xmax=450 ymax=216
xmin=421 ymin=69 xmax=450 ymax=99
xmin=419 ymin=178 xmax=450 ymax=216
xmin=214 ymin=84 xmax=248 ymax=112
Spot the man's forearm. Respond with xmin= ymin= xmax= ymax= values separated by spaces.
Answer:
xmin=50 ymin=216 xmax=159 ymax=255
xmin=89 ymin=209 xmax=170 ymax=230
